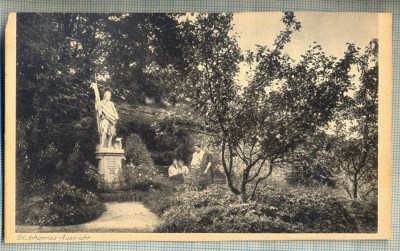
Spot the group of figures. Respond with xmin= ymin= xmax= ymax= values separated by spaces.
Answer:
xmin=168 ymin=144 xmax=216 ymax=183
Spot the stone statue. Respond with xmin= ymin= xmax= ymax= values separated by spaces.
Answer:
xmin=90 ymin=82 xmax=119 ymax=148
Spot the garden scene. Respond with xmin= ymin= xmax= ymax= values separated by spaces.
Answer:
xmin=16 ymin=12 xmax=378 ymax=233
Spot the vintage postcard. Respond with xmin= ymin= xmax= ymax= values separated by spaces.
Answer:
xmin=4 ymin=12 xmax=392 ymax=243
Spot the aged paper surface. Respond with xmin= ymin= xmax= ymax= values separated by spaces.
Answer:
xmin=4 ymin=12 xmax=392 ymax=242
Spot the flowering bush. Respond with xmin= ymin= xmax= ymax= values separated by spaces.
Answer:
xmin=120 ymin=163 xmax=164 ymax=191
xmin=17 ymin=181 xmax=105 ymax=226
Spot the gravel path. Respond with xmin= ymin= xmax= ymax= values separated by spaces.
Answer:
xmin=16 ymin=202 xmax=160 ymax=233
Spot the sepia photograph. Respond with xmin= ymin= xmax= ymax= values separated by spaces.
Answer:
xmin=4 ymin=12 xmax=392 ymax=242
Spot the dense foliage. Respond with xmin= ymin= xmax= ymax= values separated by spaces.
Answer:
xmin=120 ymin=163 xmax=162 ymax=191
xmin=124 ymin=133 xmax=155 ymax=166
xmin=118 ymin=107 xmax=195 ymax=166
xmin=16 ymin=13 xmax=192 ymax=195
xmin=16 ymin=181 xmax=105 ymax=226
xmin=154 ymin=185 xmax=367 ymax=233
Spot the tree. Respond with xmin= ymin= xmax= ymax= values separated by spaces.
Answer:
xmin=17 ymin=14 xmax=112 ymax=186
xmin=177 ymin=13 xmax=243 ymax=195
xmin=233 ymin=19 xmax=358 ymax=201
xmin=335 ymin=39 xmax=378 ymax=199
xmin=179 ymin=12 xmax=359 ymax=202
xmin=16 ymin=13 xmax=187 ymax=190
xmin=102 ymin=13 xmax=186 ymax=104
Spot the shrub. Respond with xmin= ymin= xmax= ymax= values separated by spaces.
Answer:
xmin=156 ymin=203 xmax=222 ymax=232
xmin=141 ymin=177 xmax=188 ymax=216
xmin=83 ymin=161 xmax=105 ymax=191
xmin=150 ymin=151 xmax=177 ymax=166
xmin=211 ymin=202 xmax=297 ymax=233
xmin=143 ymin=183 xmax=202 ymax=217
xmin=285 ymin=165 xmax=336 ymax=187
xmin=120 ymin=163 xmax=164 ymax=191
xmin=63 ymin=144 xmax=99 ymax=191
xmin=124 ymin=133 xmax=154 ymax=167
xmin=117 ymin=109 xmax=156 ymax=145
xmin=16 ymin=177 xmax=49 ymax=201
xmin=155 ymin=185 xmax=299 ymax=233
xmin=155 ymin=185 xmax=234 ymax=232
xmin=345 ymin=198 xmax=377 ymax=232
xmin=181 ymin=168 xmax=214 ymax=191
xmin=255 ymin=185 xmax=359 ymax=233
xmin=155 ymin=184 xmax=360 ymax=233
xmin=65 ymin=143 xmax=86 ymax=176
xmin=16 ymin=181 xmax=105 ymax=226
xmin=117 ymin=108 xmax=194 ymax=166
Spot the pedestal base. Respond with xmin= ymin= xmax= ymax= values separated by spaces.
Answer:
xmin=96 ymin=147 xmax=125 ymax=190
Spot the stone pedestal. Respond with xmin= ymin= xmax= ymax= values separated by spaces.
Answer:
xmin=96 ymin=147 xmax=125 ymax=189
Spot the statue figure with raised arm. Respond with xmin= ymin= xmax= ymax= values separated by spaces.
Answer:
xmin=90 ymin=82 xmax=119 ymax=148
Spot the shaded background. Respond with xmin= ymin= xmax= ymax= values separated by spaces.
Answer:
xmin=1 ymin=0 xmax=398 ymax=250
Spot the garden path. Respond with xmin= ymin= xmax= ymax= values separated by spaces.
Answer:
xmin=16 ymin=201 xmax=160 ymax=233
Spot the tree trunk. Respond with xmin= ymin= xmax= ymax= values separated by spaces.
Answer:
xmin=221 ymin=140 xmax=240 ymax=195
xmin=353 ymin=173 xmax=358 ymax=199
xmin=226 ymin=174 xmax=241 ymax=195
xmin=241 ymin=187 xmax=248 ymax=203
xmin=241 ymin=168 xmax=250 ymax=202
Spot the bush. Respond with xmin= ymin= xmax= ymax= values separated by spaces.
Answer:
xmin=16 ymin=177 xmax=49 ymax=200
xmin=117 ymin=109 xmax=156 ymax=146
xmin=83 ymin=161 xmax=106 ymax=191
xmin=124 ymin=133 xmax=154 ymax=167
xmin=16 ymin=181 xmax=105 ymax=226
xmin=117 ymin=107 xmax=194 ymax=166
xmin=345 ymin=198 xmax=377 ymax=232
xmin=144 ymin=181 xmax=218 ymax=217
xmin=142 ymin=181 xmax=178 ymax=216
xmin=150 ymin=151 xmax=177 ymax=166
xmin=120 ymin=163 xmax=164 ymax=191
xmin=210 ymin=202 xmax=296 ymax=233
xmin=155 ymin=185 xmax=298 ymax=233
xmin=155 ymin=184 xmax=360 ymax=233
xmin=285 ymin=165 xmax=336 ymax=187
xmin=155 ymin=185 xmax=234 ymax=232
xmin=255 ymin=185 xmax=358 ymax=233
xmin=64 ymin=144 xmax=99 ymax=191
xmin=182 ymin=168 xmax=214 ymax=191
